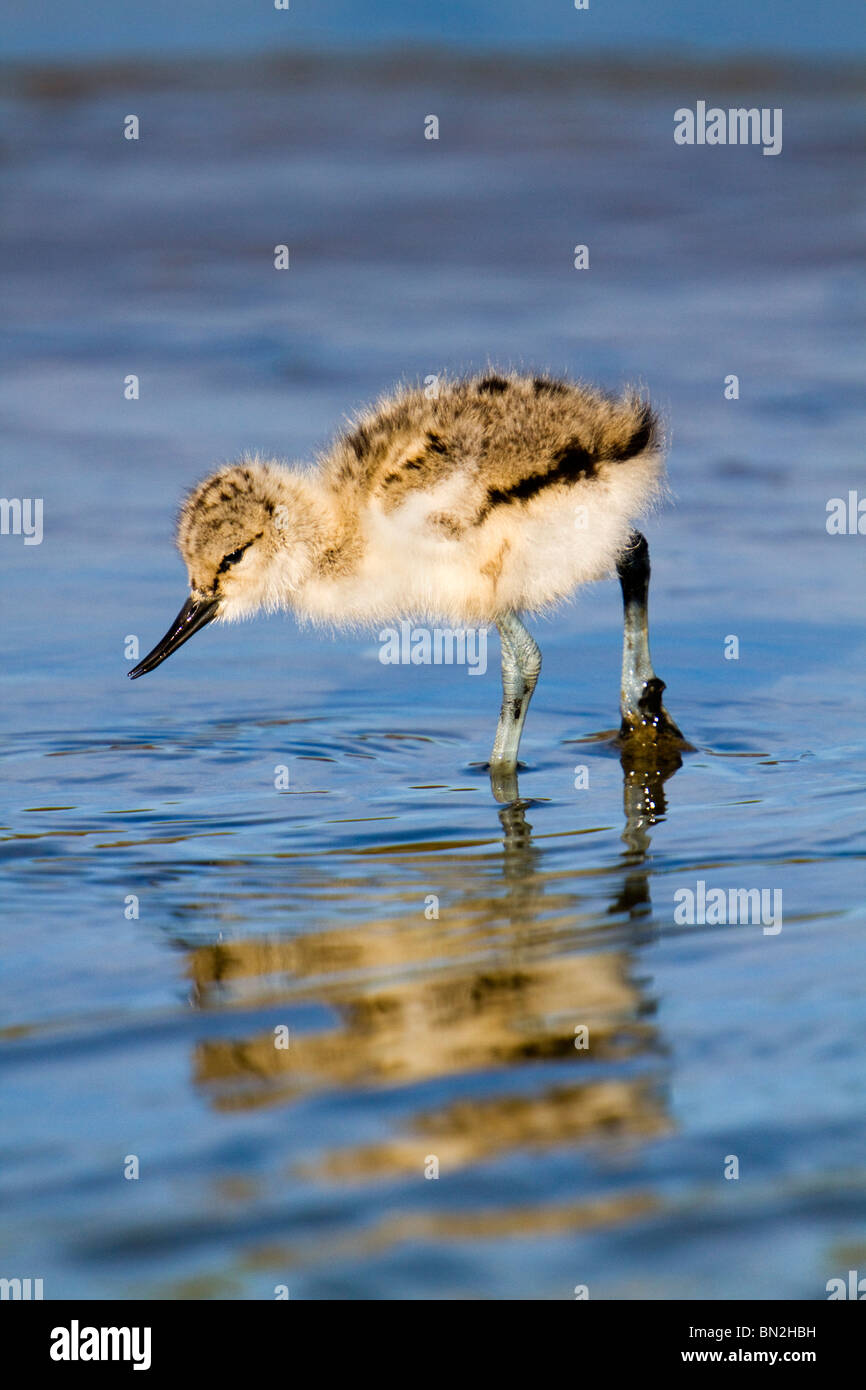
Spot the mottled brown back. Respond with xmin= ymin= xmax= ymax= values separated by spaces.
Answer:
xmin=321 ymin=371 xmax=661 ymax=524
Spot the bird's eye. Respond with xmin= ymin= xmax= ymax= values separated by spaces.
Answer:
xmin=216 ymin=543 xmax=251 ymax=576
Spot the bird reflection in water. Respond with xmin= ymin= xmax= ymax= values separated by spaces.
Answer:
xmin=183 ymin=727 xmax=686 ymax=1221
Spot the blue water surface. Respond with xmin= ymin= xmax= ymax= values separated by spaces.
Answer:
xmin=0 ymin=41 xmax=864 ymax=1299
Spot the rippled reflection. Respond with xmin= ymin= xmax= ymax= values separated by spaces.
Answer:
xmin=184 ymin=741 xmax=684 ymax=1191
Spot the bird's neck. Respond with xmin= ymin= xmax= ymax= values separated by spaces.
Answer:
xmin=272 ymin=470 xmax=361 ymax=601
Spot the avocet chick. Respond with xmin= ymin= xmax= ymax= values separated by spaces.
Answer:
xmin=129 ymin=371 xmax=682 ymax=781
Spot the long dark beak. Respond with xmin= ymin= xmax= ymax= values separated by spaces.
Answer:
xmin=128 ymin=596 xmax=218 ymax=679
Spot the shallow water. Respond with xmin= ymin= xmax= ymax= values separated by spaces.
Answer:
xmin=1 ymin=50 xmax=865 ymax=1300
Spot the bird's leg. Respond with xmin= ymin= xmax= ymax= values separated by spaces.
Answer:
xmin=617 ymin=531 xmax=682 ymax=741
xmin=490 ymin=612 xmax=542 ymax=790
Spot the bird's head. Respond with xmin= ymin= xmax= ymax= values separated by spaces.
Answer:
xmin=129 ymin=459 xmax=317 ymax=678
